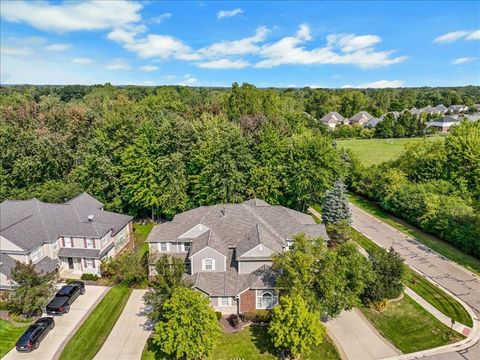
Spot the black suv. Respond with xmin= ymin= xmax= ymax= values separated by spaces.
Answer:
xmin=16 ymin=317 xmax=55 ymax=352
xmin=46 ymin=281 xmax=85 ymax=315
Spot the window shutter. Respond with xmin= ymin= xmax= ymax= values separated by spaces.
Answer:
xmin=92 ymin=259 xmax=96 ymax=268
xmin=202 ymin=259 xmax=205 ymax=270
xmin=84 ymin=238 xmax=87 ymax=248
xmin=92 ymin=239 xmax=95 ymax=249
xmin=83 ymin=258 xmax=87 ymax=268
xmin=61 ymin=237 xmax=65 ymax=247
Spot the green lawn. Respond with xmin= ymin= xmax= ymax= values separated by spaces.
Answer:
xmin=349 ymin=226 xmax=472 ymax=327
xmin=362 ymin=294 xmax=464 ymax=353
xmin=142 ymin=324 xmax=340 ymax=360
xmin=349 ymin=193 xmax=480 ymax=276
xmin=338 ymin=137 xmax=443 ymax=167
xmin=0 ymin=319 xmax=28 ymax=358
xmin=133 ymin=223 xmax=154 ymax=258
xmin=59 ymin=286 xmax=132 ymax=360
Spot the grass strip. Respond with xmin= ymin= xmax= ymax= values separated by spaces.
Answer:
xmin=362 ymin=294 xmax=464 ymax=353
xmin=0 ymin=319 xmax=28 ymax=358
xmin=133 ymin=223 xmax=154 ymax=259
xmin=349 ymin=193 xmax=480 ymax=276
xmin=59 ymin=286 xmax=132 ymax=360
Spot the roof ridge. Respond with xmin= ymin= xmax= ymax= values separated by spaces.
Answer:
xmin=0 ymin=214 xmax=33 ymax=232
xmin=242 ymin=204 xmax=285 ymax=242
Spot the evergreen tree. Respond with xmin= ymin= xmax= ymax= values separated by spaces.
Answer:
xmin=321 ymin=179 xmax=352 ymax=225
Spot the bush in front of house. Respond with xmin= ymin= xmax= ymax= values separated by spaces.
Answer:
xmin=227 ymin=314 xmax=240 ymax=328
xmin=215 ymin=311 xmax=222 ymax=321
xmin=241 ymin=309 xmax=272 ymax=323
xmin=80 ymin=273 xmax=99 ymax=281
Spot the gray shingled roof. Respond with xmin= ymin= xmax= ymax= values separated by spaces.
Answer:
xmin=349 ymin=111 xmax=374 ymax=123
xmin=0 ymin=193 xmax=132 ymax=252
xmin=319 ymin=112 xmax=345 ymax=124
xmin=148 ymin=199 xmax=329 ymax=260
xmin=0 ymin=253 xmax=58 ymax=279
xmin=57 ymin=248 xmax=101 ymax=258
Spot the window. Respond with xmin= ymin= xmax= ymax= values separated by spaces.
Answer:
xmin=64 ymin=237 xmax=72 ymax=248
xmin=256 ymin=291 xmax=278 ymax=309
xmin=86 ymin=239 xmax=94 ymax=249
xmin=160 ymin=242 xmax=169 ymax=252
xmin=30 ymin=246 xmax=43 ymax=262
xmin=219 ymin=297 xmax=230 ymax=307
xmin=183 ymin=242 xmax=190 ymax=252
xmin=101 ymin=235 xmax=108 ymax=247
xmin=85 ymin=258 xmax=94 ymax=268
xmin=203 ymin=258 xmax=215 ymax=271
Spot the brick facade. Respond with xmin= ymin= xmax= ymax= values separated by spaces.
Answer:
xmin=240 ymin=289 xmax=256 ymax=313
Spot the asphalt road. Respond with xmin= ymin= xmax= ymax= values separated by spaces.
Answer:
xmin=350 ymin=203 xmax=480 ymax=360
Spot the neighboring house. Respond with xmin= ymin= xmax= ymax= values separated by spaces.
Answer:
xmin=409 ymin=107 xmax=422 ymax=116
xmin=426 ymin=116 xmax=461 ymax=133
xmin=421 ymin=105 xmax=447 ymax=116
xmin=448 ymin=105 xmax=468 ymax=114
xmin=147 ymin=198 xmax=329 ymax=314
xmin=0 ymin=193 xmax=132 ymax=289
xmin=349 ymin=111 xmax=376 ymax=126
xmin=366 ymin=117 xmax=381 ymax=128
xmin=319 ymin=112 xmax=346 ymax=129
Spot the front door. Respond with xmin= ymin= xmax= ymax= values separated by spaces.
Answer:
xmin=67 ymin=257 xmax=74 ymax=269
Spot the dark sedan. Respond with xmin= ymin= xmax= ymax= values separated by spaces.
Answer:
xmin=16 ymin=317 xmax=55 ymax=352
xmin=46 ymin=281 xmax=85 ymax=315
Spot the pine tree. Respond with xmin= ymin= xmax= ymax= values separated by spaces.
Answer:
xmin=321 ymin=179 xmax=352 ymax=225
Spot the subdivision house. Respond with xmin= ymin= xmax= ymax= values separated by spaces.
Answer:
xmin=147 ymin=199 xmax=329 ymax=314
xmin=0 ymin=193 xmax=132 ymax=289
xmin=426 ymin=115 xmax=461 ymax=133
xmin=448 ymin=105 xmax=469 ymax=114
xmin=349 ymin=111 xmax=376 ymax=126
xmin=319 ymin=112 xmax=346 ymax=129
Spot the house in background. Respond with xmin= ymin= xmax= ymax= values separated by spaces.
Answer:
xmin=349 ymin=111 xmax=376 ymax=126
xmin=447 ymin=105 xmax=469 ymax=114
xmin=319 ymin=112 xmax=346 ymax=129
xmin=426 ymin=116 xmax=461 ymax=133
xmin=147 ymin=199 xmax=329 ymax=314
xmin=0 ymin=193 xmax=132 ymax=289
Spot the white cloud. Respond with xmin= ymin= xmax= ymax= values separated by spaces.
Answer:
xmin=1 ymin=46 xmax=33 ymax=57
xmin=148 ymin=13 xmax=172 ymax=24
xmin=344 ymin=80 xmax=405 ymax=88
xmin=72 ymin=57 xmax=95 ymax=65
xmin=198 ymin=59 xmax=250 ymax=69
xmin=105 ymin=59 xmax=130 ymax=70
xmin=140 ymin=65 xmax=159 ymax=71
xmin=217 ymin=8 xmax=243 ymax=19
xmin=452 ymin=57 xmax=476 ymax=65
xmin=0 ymin=0 xmax=142 ymax=32
xmin=163 ymin=75 xmax=176 ymax=81
xmin=199 ymin=26 xmax=269 ymax=58
xmin=144 ymin=80 xmax=155 ymax=86
xmin=255 ymin=25 xmax=407 ymax=69
xmin=180 ymin=74 xmax=198 ymax=86
xmin=466 ymin=30 xmax=480 ymax=41
xmin=434 ymin=30 xmax=479 ymax=43
xmin=45 ymin=43 xmax=72 ymax=51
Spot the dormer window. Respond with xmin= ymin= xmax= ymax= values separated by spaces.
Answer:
xmin=203 ymin=258 xmax=215 ymax=271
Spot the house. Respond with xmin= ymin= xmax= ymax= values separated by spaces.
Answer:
xmin=365 ymin=117 xmax=381 ymax=128
xmin=426 ymin=116 xmax=461 ymax=133
xmin=0 ymin=193 xmax=133 ymax=289
xmin=348 ymin=111 xmax=376 ymax=126
xmin=147 ymin=198 xmax=329 ymax=314
xmin=409 ymin=107 xmax=422 ymax=116
xmin=420 ymin=105 xmax=447 ymax=116
xmin=447 ymin=105 xmax=468 ymax=114
xmin=319 ymin=112 xmax=346 ymax=129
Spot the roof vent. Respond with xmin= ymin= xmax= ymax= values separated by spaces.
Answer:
xmin=87 ymin=214 xmax=94 ymax=222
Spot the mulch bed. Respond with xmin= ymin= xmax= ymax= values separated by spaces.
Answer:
xmin=219 ymin=316 xmax=251 ymax=334
xmin=0 ymin=310 xmax=36 ymax=326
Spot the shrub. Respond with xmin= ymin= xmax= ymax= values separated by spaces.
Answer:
xmin=227 ymin=314 xmax=240 ymax=328
xmin=81 ymin=273 xmax=99 ymax=281
xmin=242 ymin=309 xmax=272 ymax=323
xmin=215 ymin=311 xmax=222 ymax=321
xmin=100 ymin=249 xmax=147 ymax=287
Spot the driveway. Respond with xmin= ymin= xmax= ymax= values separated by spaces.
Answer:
xmin=3 ymin=285 xmax=108 ymax=360
xmin=94 ymin=289 xmax=150 ymax=360
xmin=325 ymin=309 xmax=400 ymax=360
xmin=350 ymin=203 xmax=480 ymax=360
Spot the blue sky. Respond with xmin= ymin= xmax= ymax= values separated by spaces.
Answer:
xmin=1 ymin=1 xmax=479 ymax=87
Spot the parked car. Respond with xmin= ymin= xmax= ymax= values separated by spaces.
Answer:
xmin=46 ymin=281 xmax=85 ymax=315
xmin=16 ymin=317 xmax=55 ymax=352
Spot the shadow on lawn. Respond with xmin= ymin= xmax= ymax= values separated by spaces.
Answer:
xmin=250 ymin=324 xmax=278 ymax=357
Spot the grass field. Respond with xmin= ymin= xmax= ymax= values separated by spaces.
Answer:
xmin=362 ymin=294 xmax=464 ymax=353
xmin=59 ymin=286 xmax=132 ymax=360
xmin=349 ymin=193 xmax=480 ymax=276
xmin=349 ymin=226 xmax=472 ymax=327
xmin=133 ymin=223 xmax=154 ymax=258
xmin=142 ymin=325 xmax=340 ymax=360
xmin=338 ymin=137 xmax=443 ymax=167
xmin=0 ymin=319 xmax=28 ymax=358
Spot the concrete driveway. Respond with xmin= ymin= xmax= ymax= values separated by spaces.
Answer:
xmin=325 ymin=309 xmax=400 ymax=360
xmin=3 ymin=285 xmax=108 ymax=360
xmin=94 ymin=289 xmax=150 ymax=360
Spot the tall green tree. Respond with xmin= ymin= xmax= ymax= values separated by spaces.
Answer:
xmin=269 ymin=294 xmax=325 ymax=360
xmin=321 ymin=179 xmax=352 ymax=225
xmin=153 ymin=287 xmax=221 ymax=360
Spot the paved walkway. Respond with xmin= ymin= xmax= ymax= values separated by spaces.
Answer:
xmin=325 ymin=309 xmax=401 ymax=360
xmin=94 ymin=289 xmax=150 ymax=360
